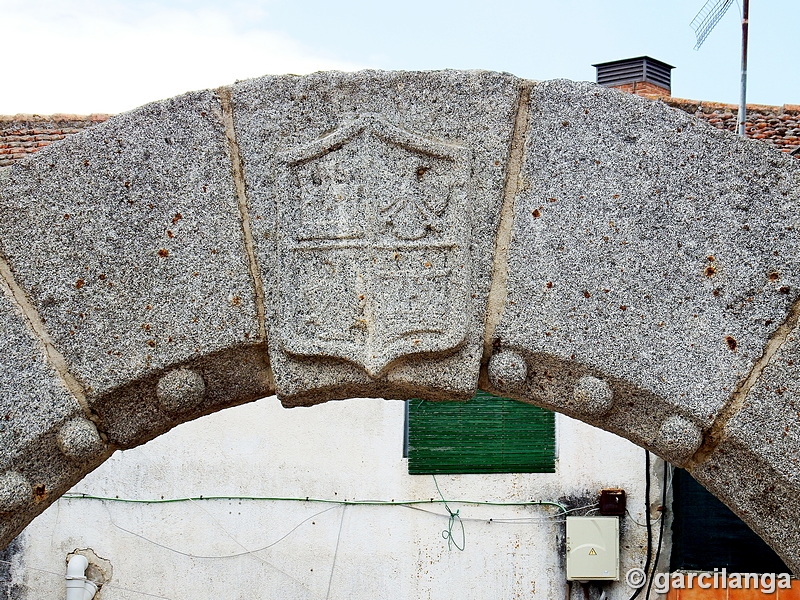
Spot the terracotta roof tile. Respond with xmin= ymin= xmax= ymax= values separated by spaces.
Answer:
xmin=1 ymin=97 xmax=797 ymax=168
xmin=628 ymin=92 xmax=799 ymax=156
xmin=0 ymin=114 xmax=109 ymax=167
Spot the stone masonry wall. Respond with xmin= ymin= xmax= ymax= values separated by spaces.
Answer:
xmin=1 ymin=71 xmax=800 ymax=574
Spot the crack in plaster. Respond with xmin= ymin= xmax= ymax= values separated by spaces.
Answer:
xmin=216 ymin=86 xmax=267 ymax=343
xmin=481 ymin=81 xmax=534 ymax=365
xmin=690 ymin=296 xmax=800 ymax=466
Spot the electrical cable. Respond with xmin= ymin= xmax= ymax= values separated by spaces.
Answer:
xmin=109 ymin=503 xmax=341 ymax=560
xmin=432 ymin=475 xmax=465 ymax=551
xmin=62 ymin=493 xmax=568 ymax=512
xmin=181 ymin=496 xmax=323 ymax=597
xmin=59 ymin=491 xmax=575 ymax=561
xmin=58 ymin=492 xmax=571 ymax=566
xmin=51 ymin=487 xmax=579 ymax=592
xmin=325 ymin=505 xmax=347 ymax=600
xmin=0 ymin=558 xmax=178 ymax=600
xmin=625 ymin=508 xmax=663 ymax=528
xmin=187 ymin=496 xmax=253 ymax=556
xmin=563 ymin=502 xmax=599 ymax=514
xmin=99 ymin=448 xmax=331 ymax=599
xmin=402 ymin=504 xmax=569 ymax=523
xmin=580 ymin=581 xmax=589 ymax=600
xmin=97 ymin=496 xmax=574 ymax=581
xmin=628 ymin=449 xmax=653 ymax=600
xmin=644 ymin=459 xmax=670 ymax=600
xmin=88 ymin=582 xmax=178 ymax=600
xmin=0 ymin=490 xmax=611 ymax=597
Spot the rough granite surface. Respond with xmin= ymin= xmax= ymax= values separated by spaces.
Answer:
xmin=718 ymin=322 xmax=800 ymax=486
xmin=0 ymin=90 xmax=259 ymax=399
xmin=0 ymin=276 xmax=111 ymax=551
xmin=494 ymin=79 xmax=800 ymax=453
xmin=0 ymin=278 xmax=84 ymax=470
xmin=692 ymin=441 xmax=800 ymax=572
xmin=1 ymin=71 xmax=800 ymax=571
xmin=230 ymin=70 xmax=522 ymax=404
xmin=686 ymin=320 xmax=800 ymax=569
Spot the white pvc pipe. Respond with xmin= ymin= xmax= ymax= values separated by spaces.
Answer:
xmin=65 ymin=555 xmax=97 ymax=600
xmin=83 ymin=580 xmax=98 ymax=600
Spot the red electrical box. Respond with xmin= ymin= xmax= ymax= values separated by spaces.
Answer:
xmin=599 ymin=489 xmax=626 ymax=516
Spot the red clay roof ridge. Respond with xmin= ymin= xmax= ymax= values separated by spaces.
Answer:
xmin=0 ymin=114 xmax=110 ymax=123
xmin=636 ymin=94 xmax=800 ymax=116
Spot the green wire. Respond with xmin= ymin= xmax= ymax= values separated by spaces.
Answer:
xmin=433 ymin=475 xmax=465 ymax=551
xmin=61 ymin=493 xmax=567 ymax=513
xmin=62 ymin=490 xmax=570 ymax=558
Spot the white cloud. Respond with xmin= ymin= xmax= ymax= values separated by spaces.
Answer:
xmin=1 ymin=0 xmax=364 ymax=115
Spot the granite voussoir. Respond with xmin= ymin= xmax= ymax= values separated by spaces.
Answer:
xmin=495 ymin=79 xmax=800 ymax=443
xmin=707 ymin=319 xmax=800 ymax=488
xmin=691 ymin=443 xmax=800 ymax=573
xmin=0 ymin=278 xmax=110 ymax=550
xmin=230 ymin=70 xmax=524 ymax=405
xmin=0 ymin=90 xmax=262 ymax=440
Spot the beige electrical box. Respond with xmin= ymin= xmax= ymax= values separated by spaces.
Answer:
xmin=566 ymin=516 xmax=620 ymax=581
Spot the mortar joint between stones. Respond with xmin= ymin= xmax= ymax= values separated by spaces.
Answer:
xmin=481 ymin=80 xmax=535 ymax=366
xmin=0 ymin=248 xmax=99 ymax=427
xmin=690 ymin=296 xmax=800 ymax=466
xmin=215 ymin=85 xmax=268 ymax=343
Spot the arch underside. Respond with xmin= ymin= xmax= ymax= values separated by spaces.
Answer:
xmin=1 ymin=70 xmax=800 ymax=571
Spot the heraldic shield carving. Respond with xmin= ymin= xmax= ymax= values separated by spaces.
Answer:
xmin=275 ymin=115 xmax=472 ymax=378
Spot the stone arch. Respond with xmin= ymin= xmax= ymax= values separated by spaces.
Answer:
xmin=1 ymin=70 xmax=799 ymax=571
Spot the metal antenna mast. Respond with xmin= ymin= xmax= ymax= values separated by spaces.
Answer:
xmin=691 ymin=0 xmax=750 ymax=137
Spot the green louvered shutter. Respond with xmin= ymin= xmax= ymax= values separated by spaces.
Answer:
xmin=407 ymin=391 xmax=556 ymax=474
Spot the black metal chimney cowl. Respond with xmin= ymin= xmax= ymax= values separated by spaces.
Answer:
xmin=592 ymin=56 xmax=674 ymax=94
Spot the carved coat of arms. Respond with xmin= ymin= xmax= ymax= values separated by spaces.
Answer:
xmin=275 ymin=115 xmax=471 ymax=377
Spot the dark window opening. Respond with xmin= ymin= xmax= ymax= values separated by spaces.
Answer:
xmin=670 ymin=468 xmax=788 ymax=573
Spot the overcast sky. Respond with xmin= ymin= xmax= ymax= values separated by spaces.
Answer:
xmin=3 ymin=0 xmax=798 ymax=115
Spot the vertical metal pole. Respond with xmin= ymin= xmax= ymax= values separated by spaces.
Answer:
xmin=738 ymin=0 xmax=749 ymax=137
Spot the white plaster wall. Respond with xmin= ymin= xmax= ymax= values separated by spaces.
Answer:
xmin=9 ymin=397 xmax=667 ymax=600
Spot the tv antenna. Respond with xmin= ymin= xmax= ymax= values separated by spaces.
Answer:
xmin=691 ymin=0 xmax=749 ymax=137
